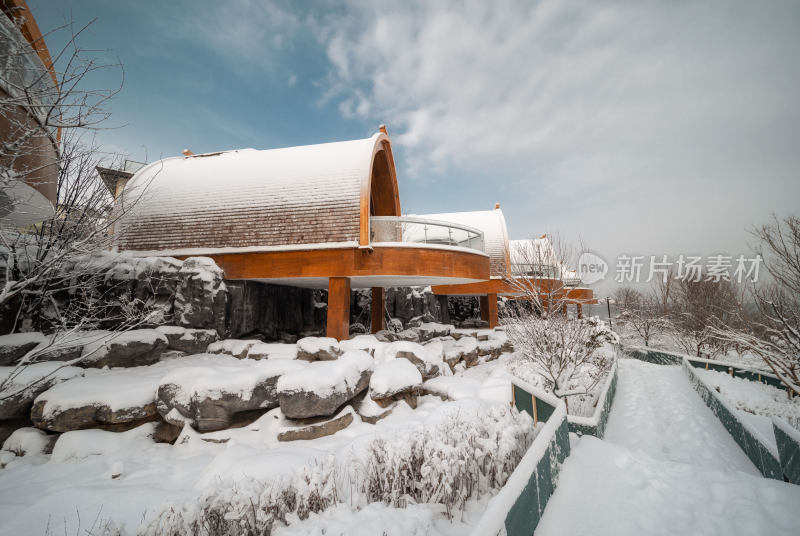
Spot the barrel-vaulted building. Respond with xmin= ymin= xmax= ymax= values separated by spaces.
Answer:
xmin=115 ymin=128 xmax=491 ymax=339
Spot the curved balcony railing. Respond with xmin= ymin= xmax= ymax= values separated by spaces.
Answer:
xmin=370 ymin=216 xmax=485 ymax=252
xmin=511 ymin=263 xmax=583 ymax=286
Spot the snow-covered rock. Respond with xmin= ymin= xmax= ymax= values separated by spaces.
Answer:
xmin=382 ymin=341 xmax=445 ymax=380
xmin=79 ymin=329 xmax=168 ymax=368
xmin=442 ymin=336 xmax=479 ymax=368
xmin=155 ymin=326 xmax=218 ymax=354
xmin=173 ymin=257 xmax=227 ymax=333
xmin=0 ymin=362 xmax=84 ymax=419
xmin=339 ymin=334 xmax=383 ymax=356
xmin=246 ymin=342 xmax=297 ymax=360
xmin=1 ymin=427 xmax=56 ymax=457
xmin=206 ymin=339 xmax=259 ymax=359
xmin=296 ymin=337 xmax=341 ymax=361
xmin=50 ymin=423 xmax=157 ymax=462
xmin=0 ymin=332 xmax=46 ymax=366
xmin=417 ymin=322 xmax=453 ymax=342
xmin=156 ymin=357 xmax=307 ymax=432
xmin=277 ymin=407 xmax=356 ymax=442
xmin=369 ymin=359 xmax=422 ymax=400
xmin=277 ymin=350 xmax=373 ymax=419
xmin=29 ymin=356 xmax=217 ymax=432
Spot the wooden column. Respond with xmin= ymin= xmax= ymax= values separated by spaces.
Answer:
xmin=561 ymin=303 xmax=568 ymax=316
xmin=577 ymin=303 xmax=583 ymax=319
xmin=487 ymin=293 xmax=498 ymax=328
xmin=479 ymin=294 xmax=490 ymax=322
xmin=326 ymin=277 xmax=351 ymax=341
xmin=371 ymin=287 xmax=385 ymax=334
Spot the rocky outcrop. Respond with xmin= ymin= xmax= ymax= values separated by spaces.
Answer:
xmin=155 ymin=326 xmax=218 ymax=354
xmin=0 ymin=333 xmax=46 ymax=366
xmin=277 ymin=351 xmax=373 ymax=419
xmin=156 ymin=360 xmax=306 ymax=432
xmin=79 ymin=329 xmax=168 ymax=368
xmin=173 ymin=257 xmax=228 ymax=334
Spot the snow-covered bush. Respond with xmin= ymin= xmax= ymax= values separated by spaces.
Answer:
xmin=505 ymin=314 xmax=617 ymax=410
xmin=145 ymin=405 xmax=535 ymax=534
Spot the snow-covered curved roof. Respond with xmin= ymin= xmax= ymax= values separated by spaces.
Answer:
xmin=415 ymin=209 xmax=510 ymax=277
xmin=115 ymin=132 xmax=399 ymax=254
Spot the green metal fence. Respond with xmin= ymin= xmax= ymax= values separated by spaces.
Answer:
xmin=471 ymin=381 xmax=570 ymax=536
xmin=568 ymin=362 xmax=618 ymax=438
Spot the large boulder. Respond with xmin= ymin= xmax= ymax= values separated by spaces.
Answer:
xmin=443 ymin=336 xmax=479 ymax=368
xmin=0 ymin=333 xmax=46 ymax=366
xmin=0 ymin=363 xmax=84 ymax=420
xmin=173 ymin=257 xmax=228 ymax=334
xmin=277 ymin=350 xmax=373 ymax=419
xmin=79 ymin=329 xmax=168 ymax=368
xmin=339 ymin=335 xmax=383 ymax=357
xmin=155 ymin=326 xmax=218 ymax=354
xmin=385 ymin=341 xmax=445 ymax=380
xmin=156 ymin=358 xmax=306 ymax=432
xmin=296 ymin=337 xmax=341 ymax=361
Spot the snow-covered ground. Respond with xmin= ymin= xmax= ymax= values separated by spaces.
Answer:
xmin=536 ymin=360 xmax=800 ymax=536
xmin=0 ymin=349 xmax=526 ymax=535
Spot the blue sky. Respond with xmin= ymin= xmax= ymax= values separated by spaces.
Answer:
xmin=31 ymin=1 xmax=800 ymax=292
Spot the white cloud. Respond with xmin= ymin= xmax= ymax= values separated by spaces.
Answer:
xmin=316 ymin=0 xmax=800 ymax=261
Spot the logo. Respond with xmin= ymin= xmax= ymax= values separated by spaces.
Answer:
xmin=577 ymin=251 xmax=608 ymax=285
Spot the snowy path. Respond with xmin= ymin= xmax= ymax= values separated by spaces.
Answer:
xmin=535 ymin=359 xmax=800 ymax=536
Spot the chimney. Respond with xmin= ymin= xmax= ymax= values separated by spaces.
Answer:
xmin=494 ymin=203 xmax=501 ymax=209
xmin=379 ymin=124 xmax=388 ymax=135
xmin=183 ymin=148 xmax=194 ymax=156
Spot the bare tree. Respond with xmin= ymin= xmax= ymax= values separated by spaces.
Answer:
xmin=712 ymin=215 xmax=800 ymax=396
xmin=671 ymin=278 xmax=741 ymax=358
xmin=504 ymin=235 xmax=617 ymax=409
xmin=615 ymin=289 xmax=669 ymax=347
xmin=0 ymin=14 xmax=164 ymax=398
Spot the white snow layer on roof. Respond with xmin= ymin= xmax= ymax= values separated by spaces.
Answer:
xmin=414 ymin=209 xmax=509 ymax=277
xmin=116 ymin=133 xmax=387 ymax=252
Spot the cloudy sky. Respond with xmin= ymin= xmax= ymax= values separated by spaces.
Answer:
xmin=33 ymin=0 xmax=800 ymax=292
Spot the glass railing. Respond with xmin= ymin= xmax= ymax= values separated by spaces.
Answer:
xmin=511 ymin=263 xmax=583 ymax=286
xmin=370 ymin=216 xmax=484 ymax=252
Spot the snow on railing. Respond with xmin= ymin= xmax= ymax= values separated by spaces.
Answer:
xmin=370 ymin=216 xmax=485 ymax=252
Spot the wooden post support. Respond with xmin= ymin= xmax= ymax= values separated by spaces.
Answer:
xmin=532 ymin=393 xmax=539 ymax=425
xmin=487 ymin=292 xmax=498 ymax=328
xmin=370 ymin=287 xmax=385 ymax=334
xmin=577 ymin=303 xmax=583 ymax=319
xmin=479 ymin=294 xmax=490 ymax=322
xmin=326 ymin=277 xmax=351 ymax=341
xmin=561 ymin=303 xmax=568 ymax=316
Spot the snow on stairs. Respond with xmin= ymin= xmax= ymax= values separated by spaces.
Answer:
xmin=534 ymin=359 xmax=800 ymax=536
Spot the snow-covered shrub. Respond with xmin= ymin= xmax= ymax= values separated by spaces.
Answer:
xmin=360 ymin=405 xmax=535 ymax=519
xmin=144 ymin=458 xmax=339 ymax=536
xmin=145 ymin=406 xmax=535 ymax=534
xmin=506 ymin=314 xmax=617 ymax=410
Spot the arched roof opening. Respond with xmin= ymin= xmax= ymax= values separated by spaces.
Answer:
xmin=116 ymin=131 xmax=401 ymax=254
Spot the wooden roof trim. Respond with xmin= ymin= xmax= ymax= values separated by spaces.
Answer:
xmin=359 ymin=131 xmax=401 ymax=246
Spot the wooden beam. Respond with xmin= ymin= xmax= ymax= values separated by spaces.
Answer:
xmin=479 ymin=294 xmax=490 ymax=322
xmin=487 ymin=293 xmax=498 ymax=328
xmin=200 ymin=245 xmax=489 ymax=282
xmin=326 ymin=277 xmax=351 ymax=341
xmin=371 ymin=287 xmax=385 ymax=334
